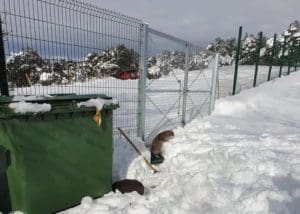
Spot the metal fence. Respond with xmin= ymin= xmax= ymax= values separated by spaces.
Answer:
xmin=0 ymin=0 xmax=218 ymax=140
xmin=137 ymin=25 xmax=218 ymax=142
xmin=0 ymin=0 xmax=141 ymax=137
xmin=3 ymin=1 xmax=298 ymax=142
xmin=218 ymin=26 xmax=300 ymax=97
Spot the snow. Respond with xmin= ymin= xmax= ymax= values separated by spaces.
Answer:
xmin=290 ymin=26 xmax=298 ymax=31
xmin=260 ymin=47 xmax=266 ymax=56
xmin=284 ymin=30 xmax=291 ymax=36
xmin=39 ymin=72 xmax=52 ymax=81
xmin=266 ymin=38 xmax=274 ymax=48
xmin=60 ymin=71 xmax=300 ymax=213
xmin=9 ymin=101 xmax=51 ymax=114
xmin=293 ymin=32 xmax=300 ymax=38
xmin=6 ymin=51 xmax=24 ymax=63
xmin=77 ymin=98 xmax=118 ymax=111
xmin=100 ymin=63 xmax=119 ymax=70
xmin=148 ymin=65 xmax=160 ymax=75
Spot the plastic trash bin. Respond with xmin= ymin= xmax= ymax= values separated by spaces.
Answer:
xmin=0 ymin=94 xmax=118 ymax=214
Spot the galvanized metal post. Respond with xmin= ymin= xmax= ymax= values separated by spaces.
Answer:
xmin=268 ymin=34 xmax=277 ymax=81
xmin=253 ymin=32 xmax=263 ymax=87
xmin=137 ymin=23 xmax=148 ymax=140
xmin=209 ymin=53 xmax=219 ymax=115
xmin=279 ymin=36 xmax=287 ymax=77
xmin=181 ymin=44 xmax=190 ymax=127
xmin=177 ymin=80 xmax=181 ymax=116
xmin=0 ymin=18 xmax=9 ymax=96
xmin=233 ymin=26 xmax=242 ymax=95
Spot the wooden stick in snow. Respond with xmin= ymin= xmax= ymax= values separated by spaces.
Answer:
xmin=117 ymin=127 xmax=157 ymax=174
xmin=25 ymin=73 xmax=32 ymax=86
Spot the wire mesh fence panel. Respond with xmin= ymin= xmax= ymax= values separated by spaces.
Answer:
xmin=143 ymin=29 xmax=214 ymax=142
xmin=0 ymin=0 xmax=142 ymax=137
xmin=184 ymin=46 xmax=213 ymax=125
xmin=217 ymin=66 xmax=234 ymax=98
xmin=144 ymin=31 xmax=186 ymax=142
xmin=269 ymin=66 xmax=281 ymax=80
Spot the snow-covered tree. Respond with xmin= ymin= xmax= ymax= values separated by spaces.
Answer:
xmin=207 ymin=38 xmax=235 ymax=65
xmin=7 ymin=48 xmax=46 ymax=87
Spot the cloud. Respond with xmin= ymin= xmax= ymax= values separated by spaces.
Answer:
xmin=88 ymin=0 xmax=299 ymax=45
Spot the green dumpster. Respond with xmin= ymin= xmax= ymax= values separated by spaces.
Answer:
xmin=0 ymin=95 xmax=118 ymax=214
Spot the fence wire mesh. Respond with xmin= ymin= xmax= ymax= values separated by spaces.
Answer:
xmin=0 ymin=0 xmax=218 ymax=141
xmin=144 ymin=28 xmax=215 ymax=142
xmin=217 ymin=29 xmax=300 ymax=98
xmin=185 ymin=46 xmax=213 ymax=124
xmin=0 ymin=0 xmax=142 ymax=137
xmin=145 ymin=31 xmax=186 ymax=141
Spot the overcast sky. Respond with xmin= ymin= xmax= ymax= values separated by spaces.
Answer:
xmin=88 ymin=0 xmax=299 ymax=46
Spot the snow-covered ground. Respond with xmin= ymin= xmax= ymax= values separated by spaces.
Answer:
xmin=9 ymin=67 xmax=213 ymax=141
xmin=218 ymin=65 xmax=291 ymax=98
xmin=61 ymin=71 xmax=300 ymax=213
xmin=10 ymin=64 xmax=290 ymax=142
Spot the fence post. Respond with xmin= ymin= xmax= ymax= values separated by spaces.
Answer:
xmin=296 ymin=44 xmax=300 ymax=71
xmin=294 ymin=41 xmax=299 ymax=71
xmin=0 ymin=18 xmax=9 ymax=96
xmin=181 ymin=44 xmax=190 ymax=127
xmin=279 ymin=36 xmax=287 ymax=77
xmin=209 ymin=53 xmax=219 ymax=115
xmin=232 ymin=26 xmax=242 ymax=95
xmin=287 ymin=38 xmax=295 ymax=75
xmin=253 ymin=32 xmax=263 ymax=87
xmin=177 ymin=80 xmax=181 ymax=116
xmin=137 ymin=23 xmax=148 ymax=140
xmin=268 ymin=33 xmax=277 ymax=81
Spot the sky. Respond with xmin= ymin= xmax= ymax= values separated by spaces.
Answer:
xmin=88 ymin=0 xmax=299 ymax=46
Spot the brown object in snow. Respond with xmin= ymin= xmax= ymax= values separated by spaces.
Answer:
xmin=112 ymin=179 xmax=144 ymax=195
xmin=151 ymin=130 xmax=174 ymax=155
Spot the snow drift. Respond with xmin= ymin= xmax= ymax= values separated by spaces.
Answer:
xmin=61 ymin=71 xmax=300 ymax=213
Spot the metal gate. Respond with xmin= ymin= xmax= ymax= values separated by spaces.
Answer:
xmin=137 ymin=24 xmax=219 ymax=142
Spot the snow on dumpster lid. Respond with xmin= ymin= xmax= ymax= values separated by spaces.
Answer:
xmin=9 ymin=101 xmax=51 ymax=114
xmin=0 ymin=95 xmax=118 ymax=117
xmin=77 ymin=98 xmax=119 ymax=111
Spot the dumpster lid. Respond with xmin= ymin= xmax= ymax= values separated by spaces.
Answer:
xmin=0 ymin=94 xmax=113 ymax=104
xmin=0 ymin=94 xmax=119 ymax=118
